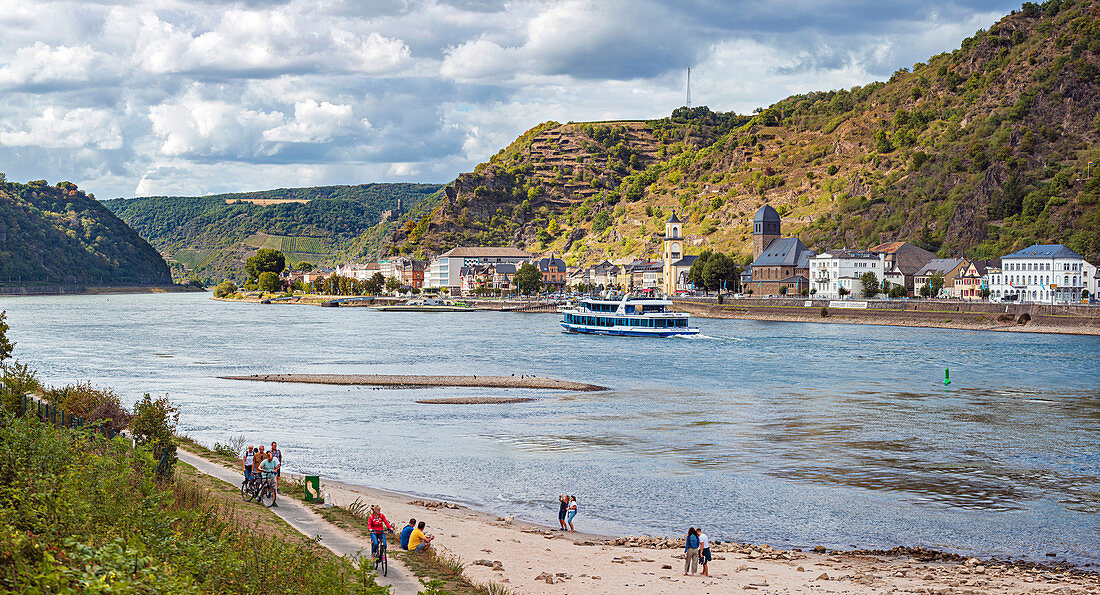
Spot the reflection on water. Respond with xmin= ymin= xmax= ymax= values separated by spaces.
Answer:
xmin=3 ymin=292 xmax=1099 ymax=566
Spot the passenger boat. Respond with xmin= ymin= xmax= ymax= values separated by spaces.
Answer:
xmin=560 ymin=293 xmax=698 ymax=337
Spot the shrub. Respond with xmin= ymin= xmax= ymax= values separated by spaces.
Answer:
xmin=1 ymin=362 xmax=40 ymax=416
xmin=259 ymin=271 xmax=281 ymax=293
xmin=821 ymin=307 xmax=829 ymax=317
xmin=131 ymin=393 xmax=179 ymax=477
xmin=42 ymin=382 xmax=130 ymax=431
xmin=213 ymin=280 xmax=238 ymax=298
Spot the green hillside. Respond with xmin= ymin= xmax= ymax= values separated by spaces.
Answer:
xmin=103 ymin=183 xmax=441 ymax=281
xmin=0 ymin=178 xmax=171 ymax=287
xmin=391 ymin=0 xmax=1100 ymax=265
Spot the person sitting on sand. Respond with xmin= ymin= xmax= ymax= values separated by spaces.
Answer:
xmin=400 ymin=518 xmax=416 ymax=551
xmin=407 ymin=521 xmax=434 ymax=552
xmin=684 ymin=527 xmax=700 ymax=576
xmin=558 ymin=494 xmax=568 ymax=531
xmin=698 ymin=527 xmax=711 ymax=576
xmin=566 ymin=496 xmax=578 ymax=532
xmin=367 ymin=505 xmax=394 ymax=558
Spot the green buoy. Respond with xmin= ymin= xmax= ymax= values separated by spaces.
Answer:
xmin=944 ymin=367 xmax=951 ymax=386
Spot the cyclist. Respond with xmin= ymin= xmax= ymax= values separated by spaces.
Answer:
xmin=259 ymin=452 xmax=279 ymax=506
xmin=366 ymin=505 xmax=394 ymax=559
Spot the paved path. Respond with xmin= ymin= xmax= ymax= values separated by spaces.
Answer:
xmin=177 ymin=449 xmax=421 ymax=594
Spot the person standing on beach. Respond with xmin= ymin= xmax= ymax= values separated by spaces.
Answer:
xmin=243 ymin=446 xmax=254 ymax=480
xmin=566 ymin=496 xmax=578 ymax=532
xmin=683 ymin=527 xmax=700 ymax=576
xmin=698 ymin=527 xmax=711 ymax=576
xmin=557 ymin=495 xmax=568 ymax=530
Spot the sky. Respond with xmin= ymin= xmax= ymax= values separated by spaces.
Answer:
xmin=0 ymin=0 xmax=1018 ymax=199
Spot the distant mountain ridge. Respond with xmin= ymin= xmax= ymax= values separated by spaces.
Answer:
xmin=383 ymin=0 xmax=1100 ymax=266
xmin=0 ymin=179 xmax=171 ymax=287
xmin=103 ymin=183 xmax=442 ymax=281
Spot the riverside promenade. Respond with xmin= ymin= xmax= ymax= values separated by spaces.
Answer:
xmin=176 ymin=449 xmax=422 ymax=594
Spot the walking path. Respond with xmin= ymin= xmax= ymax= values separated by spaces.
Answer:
xmin=177 ymin=449 xmax=421 ymax=594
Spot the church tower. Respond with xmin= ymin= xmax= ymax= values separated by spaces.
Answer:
xmin=753 ymin=205 xmax=781 ymax=260
xmin=663 ymin=212 xmax=683 ymax=295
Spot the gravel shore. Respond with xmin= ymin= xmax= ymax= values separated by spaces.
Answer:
xmin=415 ymin=396 xmax=538 ymax=404
xmin=219 ymin=373 xmax=608 ymax=392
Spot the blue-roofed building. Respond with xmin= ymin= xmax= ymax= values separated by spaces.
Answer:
xmin=749 ymin=236 xmax=815 ymax=296
xmin=989 ymin=244 xmax=1087 ymax=304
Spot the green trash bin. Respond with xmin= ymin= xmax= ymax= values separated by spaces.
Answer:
xmin=303 ymin=475 xmax=323 ymax=503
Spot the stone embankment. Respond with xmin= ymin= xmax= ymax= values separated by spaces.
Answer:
xmin=677 ymin=298 xmax=1100 ymax=335
xmin=220 ymin=373 xmax=608 ymax=392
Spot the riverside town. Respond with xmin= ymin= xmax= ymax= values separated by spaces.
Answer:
xmin=2 ymin=0 xmax=1100 ymax=594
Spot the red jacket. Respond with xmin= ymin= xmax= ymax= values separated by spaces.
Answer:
xmin=367 ymin=513 xmax=391 ymax=532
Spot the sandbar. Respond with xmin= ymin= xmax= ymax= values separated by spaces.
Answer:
xmin=219 ymin=373 xmax=607 ymax=392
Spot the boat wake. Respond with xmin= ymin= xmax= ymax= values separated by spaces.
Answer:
xmin=672 ymin=333 xmax=743 ymax=341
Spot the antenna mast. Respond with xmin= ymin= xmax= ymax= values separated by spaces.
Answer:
xmin=686 ymin=68 xmax=691 ymax=108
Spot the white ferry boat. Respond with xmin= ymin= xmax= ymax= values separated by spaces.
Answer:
xmin=560 ymin=294 xmax=698 ymax=337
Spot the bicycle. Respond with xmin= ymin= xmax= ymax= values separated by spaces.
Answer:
xmin=241 ymin=474 xmax=262 ymax=502
xmin=371 ymin=529 xmax=393 ymax=577
xmin=258 ymin=475 xmax=278 ymax=508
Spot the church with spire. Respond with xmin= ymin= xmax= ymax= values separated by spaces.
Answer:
xmin=662 ymin=212 xmax=697 ymax=294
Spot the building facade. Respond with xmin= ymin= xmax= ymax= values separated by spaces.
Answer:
xmin=808 ymin=249 xmax=886 ymax=299
xmin=427 ymin=246 xmax=533 ymax=293
xmin=914 ymin=258 xmax=966 ymax=298
xmin=868 ymin=241 xmax=936 ymax=293
xmin=954 ymin=259 xmax=999 ymax=301
xmin=990 ymin=244 xmax=1086 ymax=304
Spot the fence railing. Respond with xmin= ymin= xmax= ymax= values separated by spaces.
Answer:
xmin=20 ymin=393 xmax=120 ymax=439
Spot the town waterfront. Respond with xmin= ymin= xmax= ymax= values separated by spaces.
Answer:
xmin=4 ymin=291 xmax=1099 ymax=567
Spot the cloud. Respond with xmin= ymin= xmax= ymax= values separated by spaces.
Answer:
xmin=0 ymin=0 xmax=1020 ymax=197
xmin=0 ymin=106 xmax=122 ymax=150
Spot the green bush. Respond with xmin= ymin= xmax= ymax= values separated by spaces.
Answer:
xmin=213 ymin=280 xmax=237 ymax=298
xmin=1 ymin=363 xmax=40 ymax=416
xmin=42 ymin=382 xmax=131 ymax=431
xmin=0 ymin=416 xmax=389 ymax=593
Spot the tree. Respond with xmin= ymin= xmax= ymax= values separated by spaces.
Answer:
xmin=258 ymin=271 xmax=281 ymax=293
xmin=213 ymin=280 xmax=238 ymax=298
xmin=702 ymin=252 xmax=739 ymax=293
xmin=688 ymin=250 xmax=712 ymax=292
xmin=385 ymin=276 xmax=401 ymax=293
xmin=296 ymin=261 xmax=314 ymax=272
xmin=928 ymin=273 xmax=945 ymax=297
xmin=131 ymin=393 xmax=180 ymax=478
xmin=513 ymin=263 xmax=543 ymax=295
xmin=364 ymin=272 xmax=385 ymax=295
xmin=860 ymin=272 xmax=880 ymax=297
xmin=547 ymin=219 xmax=560 ymax=235
xmin=0 ymin=311 xmax=13 ymax=364
xmin=838 ymin=287 xmax=851 ymax=297
xmin=889 ymin=284 xmax=908 ymax=298
xmin=919 ymin=283 xmax=932 ymax=298
xmin=246 ymin=249 xmax=286 ymax=280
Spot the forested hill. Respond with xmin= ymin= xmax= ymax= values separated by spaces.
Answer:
xmin=103 ymin=183 xmax=441 ymax=281
xmin=0 ymin=179 xmax=171 ymax=287
xmin=388 ymin=0 xmax=1100 ymax=266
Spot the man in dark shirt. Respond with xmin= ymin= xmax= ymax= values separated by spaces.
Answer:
xmin=400 ymin=518 xmax=416 ymax=550
xmin=558 ymin=495 xmax=568 ymax=531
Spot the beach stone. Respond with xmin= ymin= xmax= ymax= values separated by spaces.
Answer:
xmin=813 ymin=546 xmax=827 ymax=553
xmin=662 ymin=564 xmax=672 ymax=570
xmin=816 ymin=572 xmax=830 ymax=581
xmin=965 ymin=558 xmax=980 ymax=566
xmin=796 ymin=566 xmax=805 ymax=572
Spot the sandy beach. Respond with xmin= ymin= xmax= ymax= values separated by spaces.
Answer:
xmin=305 ymin=474 xmax=1099 ymax=595
xmin=220 ymin=373 xmax=608 ymax=391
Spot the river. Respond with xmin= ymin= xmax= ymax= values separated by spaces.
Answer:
xmin=4 ymin=292 xmax=1098 ymax=566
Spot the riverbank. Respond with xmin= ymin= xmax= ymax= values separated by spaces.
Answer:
xmin=180 ymin=443 xmax=1099 ymax=595
xmin=0 ymin=283 xmax=202 ymax=297
xmin=220 ymin=373 xmax=608 ymax=392
xmin=676 ymin=299 xmax=1100 ymax=336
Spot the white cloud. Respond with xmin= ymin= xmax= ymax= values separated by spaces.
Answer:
xmin=0 ymin=42 xmax=106 ymax=88
xmin=0 ymin=106 xmax=122 ymax=150
xmin=0 ymin=0 xmax=1020 ymax=198
xmin=149 ymin=90 xmax=283 ymax=158
xmin=262 ymin=99 xmax=366 ymax=143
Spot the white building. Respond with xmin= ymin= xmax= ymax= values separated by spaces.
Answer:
xmin=426 ymin=247 xmax=533 ymax=293
xmin=1086 ymin=261 xmax=1098 ymax=303
xmin=990 ymin=244 xmax=1086 ymax=304
xmin=334 ymin=263 xmax=377 ymax=281
xmin=808 ymin=249 xmax=886 ymax=299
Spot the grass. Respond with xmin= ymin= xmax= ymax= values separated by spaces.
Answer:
xmin=0 ymin=415 xmax=389 ymax=593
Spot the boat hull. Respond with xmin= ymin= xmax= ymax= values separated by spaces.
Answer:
xmin=560 ymin=323 xmax=699 ymax=337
